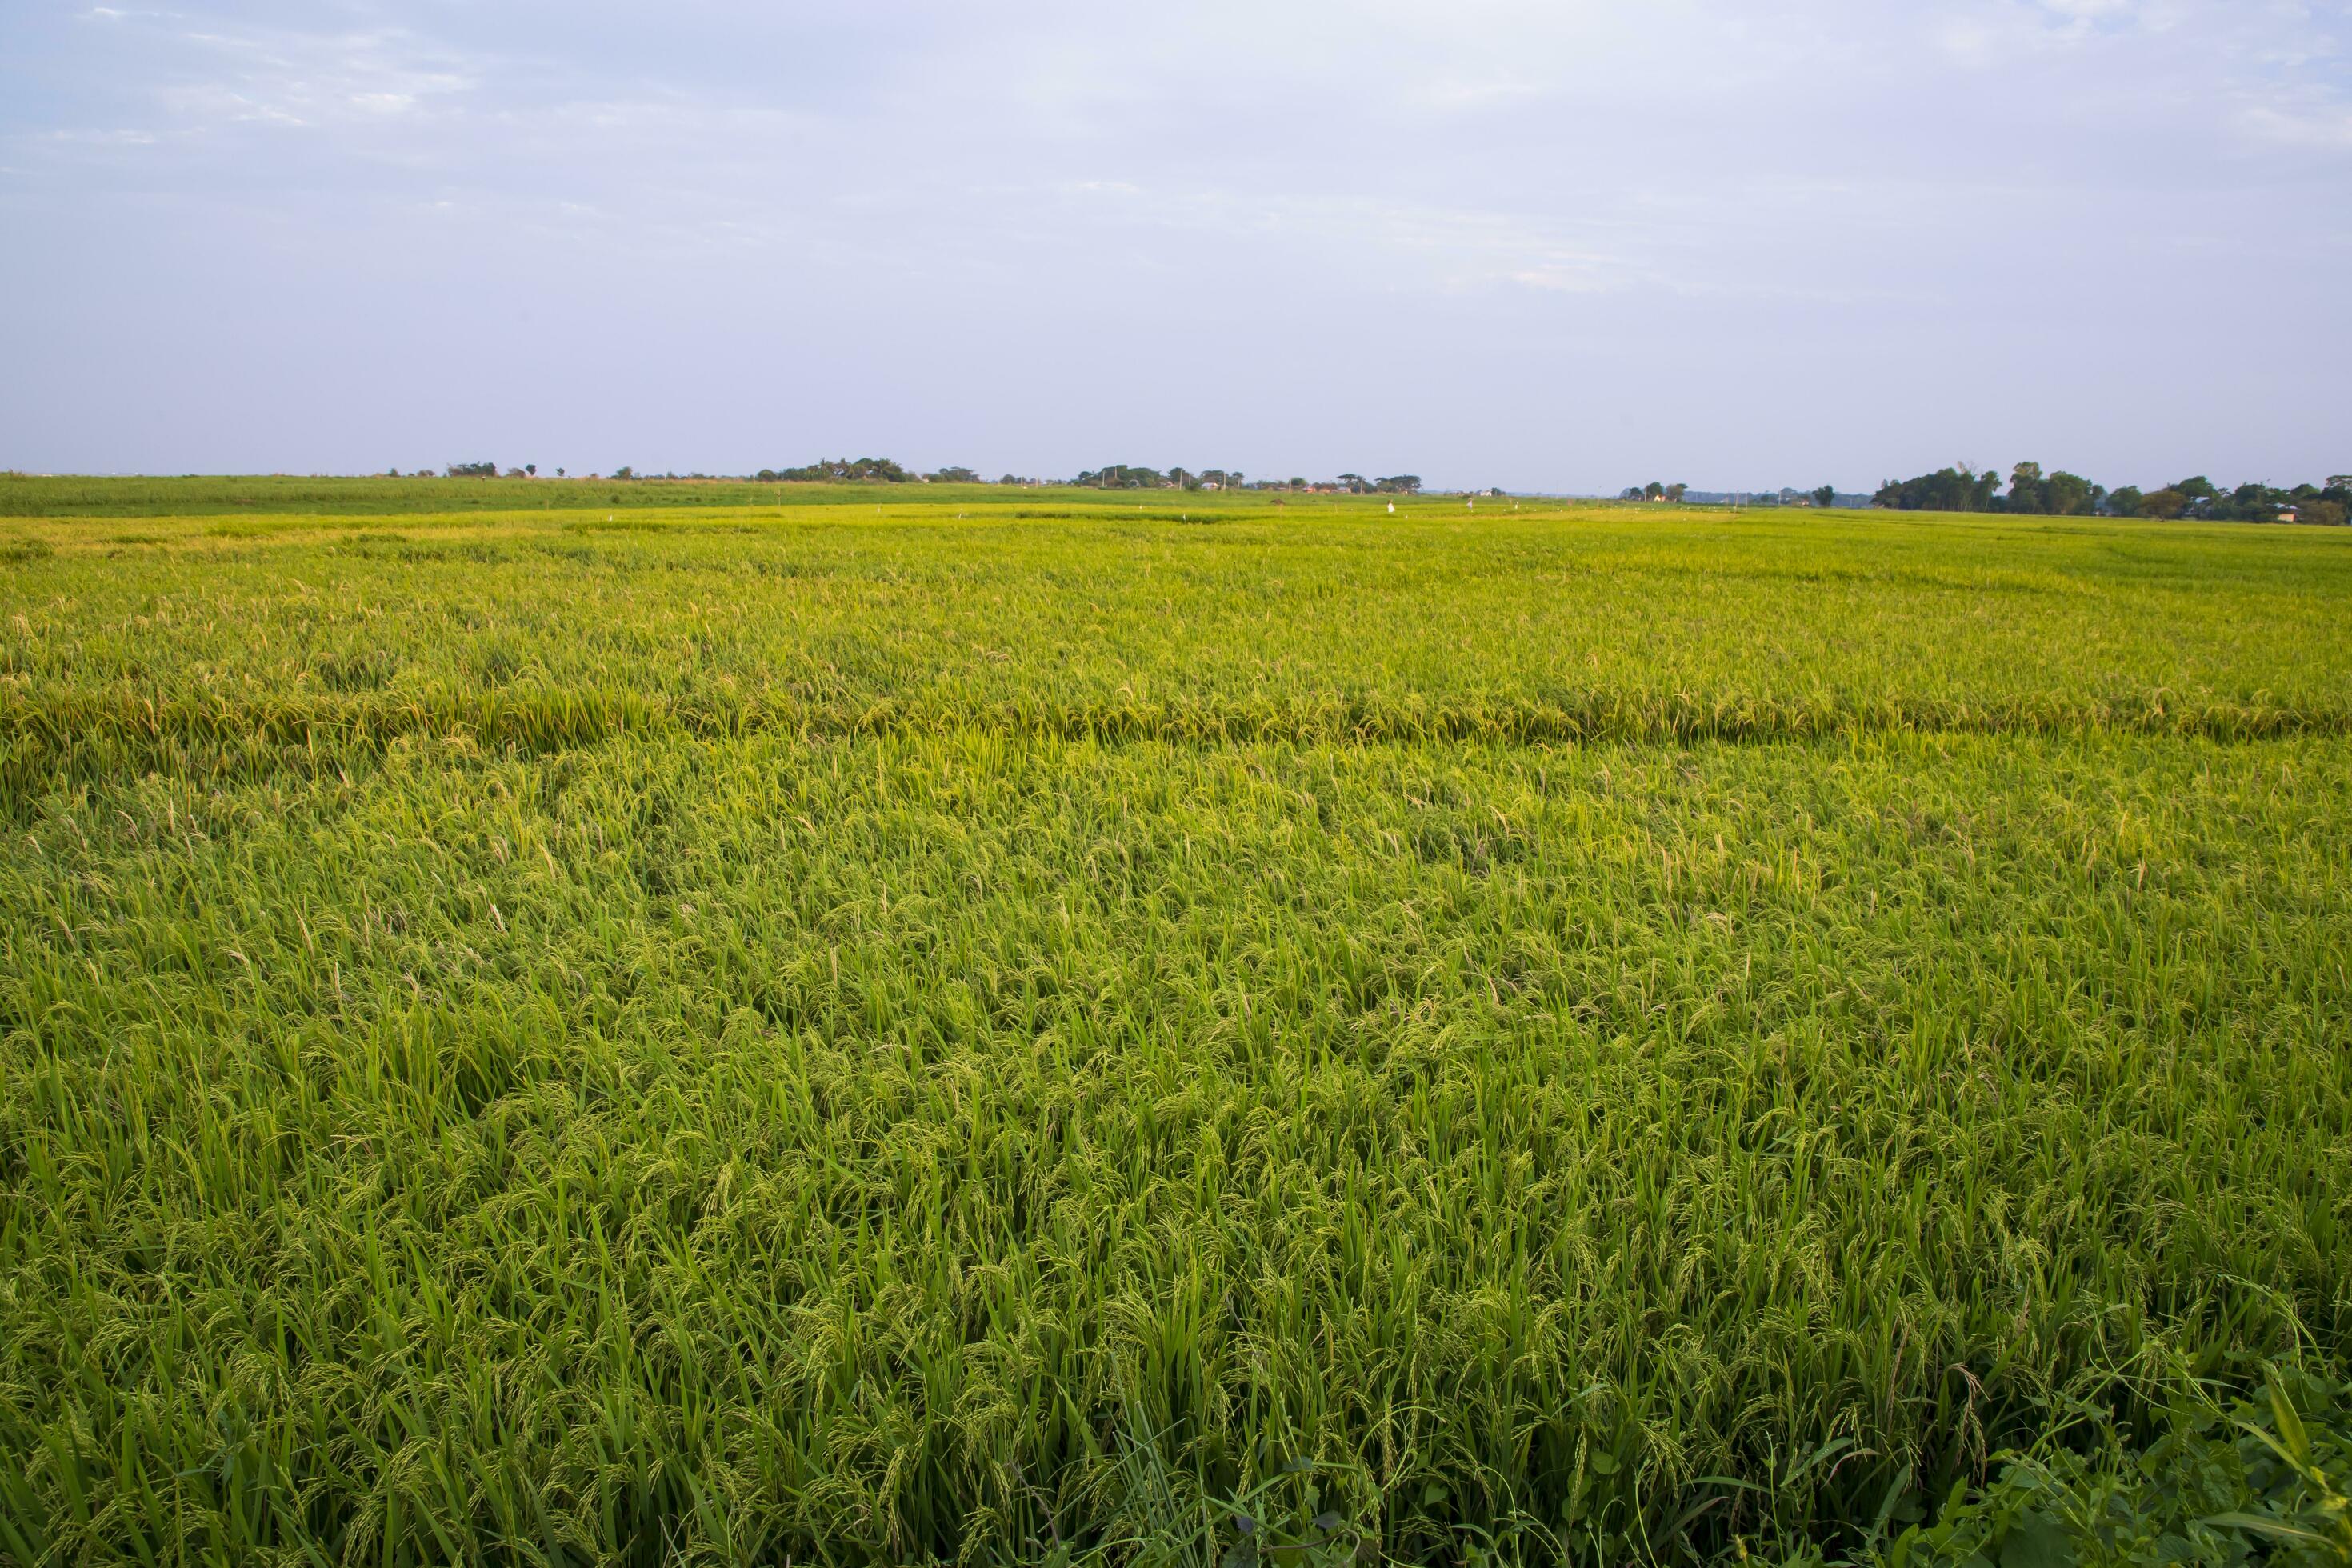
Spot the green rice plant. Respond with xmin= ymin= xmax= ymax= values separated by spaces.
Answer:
xmin=1866 ymin=1365 xmax=2352 ymax=1567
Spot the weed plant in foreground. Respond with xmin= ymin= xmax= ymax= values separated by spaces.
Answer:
xmin=2 ymin=487 xmax=2349 ymax=1564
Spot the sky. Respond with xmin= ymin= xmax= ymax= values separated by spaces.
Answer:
xmin=2 ymin=1 xmax=2348 ymax=492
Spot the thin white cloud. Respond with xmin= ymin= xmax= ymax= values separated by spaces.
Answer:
xmin=103 ymin=15 xmax=479 ymax=134
xmin=1927 ymin=0 xmax=2192 ymax=63
xmin=1409 ymin=75 xmax=1550 ymax=112
xmin=38 ymin=127 xmax=157 ymax=146
xmin=2242 ymin=101 xmax=2352 ymax=148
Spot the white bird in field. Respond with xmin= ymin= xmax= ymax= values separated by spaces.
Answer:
xmin=1387 ymin=502 xmax=1395 ymax=514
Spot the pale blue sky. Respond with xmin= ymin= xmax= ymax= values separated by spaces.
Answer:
xmin=4 ymin=1 xmax=2347 ymax=491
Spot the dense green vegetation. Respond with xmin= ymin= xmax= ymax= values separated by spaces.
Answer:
xmin=1875 ymin=1368 xmax=2352 ymax=1567
xmin=2 ymin=486 xmax=2349 ymax=1565
xmin=1872 ymin=464 xmax=2350 ymax=526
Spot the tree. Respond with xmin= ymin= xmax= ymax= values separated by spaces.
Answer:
xmin=1073 ymin=464 xmax=1163 ymax=489
xmin=2305 ymin=500 xmax=2348 ymax=528
xmin=2107 ymin=486 xmax=2145 ymax=517
xmin=1812 ymin=486 xmax=1836 ymax=509
xmin=446 ymin=462 xmax=498 ymax=478
xmin=2006 ymin=462 xmax=2046 ymax=514
xmin=525 ymin=463 xmax=538 ymax=477
xmin=1873 ymin=466 xmax=2001 ymax=512
xmin=2139 ymin=489 xmax=2189 ymax=520
xmin=2044 ymin=471 xmax=2100 ymax=516
xmin=555 ymin=468 xmax=566 ymax=478
xmin=768 ymin=458 xmax=913 ymax=482
xmin=1644 ymin=482 xmax=1665 ymax=501
xmin=1666 ymin=483 xmax=1687 ymax=502
xmin=2213 ymin=482 xmax=2298 ymax=522
xmin=613 ymin=466 xmax=635 ymax=480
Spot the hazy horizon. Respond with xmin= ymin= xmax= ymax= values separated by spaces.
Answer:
xmin=5 ymin=1 xmax=2348 ymax=493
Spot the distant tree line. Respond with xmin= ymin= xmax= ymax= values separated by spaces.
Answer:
xmin=1069 ymin=468 xmax=1424 ymax=494
xmin=415 ymin=458 xmax=2344 ymax=523
xmin=433 ymin=462 xmax=568 ymax=479
xmin=438 ymin=459 xmax=1443 ymax=494
xmin=1075 ymin=465 xmax=1258 ymax=490
xmin=1875 ymin=463 xmax=2350 ymax=526
xmin=1641 ymin=486 xmax=1858 ymax=508
xmin=752 ymin=458 xmax=915 ymax=483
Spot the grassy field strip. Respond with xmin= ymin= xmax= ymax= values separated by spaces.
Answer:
xmin=11 ymin=684 xmax=2352 ymax=803
xmin=6 ymin=509 xmax=2352 ymax=796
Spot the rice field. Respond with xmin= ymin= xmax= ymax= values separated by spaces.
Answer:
xmin=2 ymin=483 xmax=2350 ymax=1565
